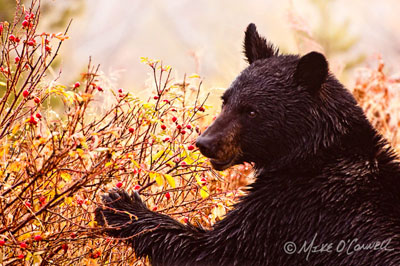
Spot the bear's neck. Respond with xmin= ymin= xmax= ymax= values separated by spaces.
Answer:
xmin=257 ymin=119 xmax=393 ymax=177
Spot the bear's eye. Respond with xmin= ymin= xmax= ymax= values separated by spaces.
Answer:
xmin=248 ymin=110 xmax=257 ymax=118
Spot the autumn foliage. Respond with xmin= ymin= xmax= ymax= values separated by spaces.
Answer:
xmin=1 ymin=1 xmax=400 ymax=265
xmin=352 ymin=58 xmax=400 ymax=153
xmin=0 ymin=1 xmax=251 ymax=265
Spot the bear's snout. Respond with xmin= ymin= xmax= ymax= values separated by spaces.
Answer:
xmin=196 ymin=120 xmax=240 ymax=171
xmin=196 ymin=135 xmax=216 ymax=159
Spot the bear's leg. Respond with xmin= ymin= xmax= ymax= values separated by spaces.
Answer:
xmin=95 ymin=189 xmax=209 ymax=266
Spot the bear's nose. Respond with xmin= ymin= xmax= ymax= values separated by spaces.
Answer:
xmin=196 ymin=136 xmax=215 ymax=158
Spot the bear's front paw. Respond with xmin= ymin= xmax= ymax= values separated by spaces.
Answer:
xmin=95 ymin=189 xmax=146 ymax=229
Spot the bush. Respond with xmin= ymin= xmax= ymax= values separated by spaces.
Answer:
xmin=352 ymin=58 xmax=400 ymax=152
xmin=0 ymin=1 xmax=249 ymax=264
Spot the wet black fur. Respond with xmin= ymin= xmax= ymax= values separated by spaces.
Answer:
xmin=95 ymin=23 xmax=400 ymax=265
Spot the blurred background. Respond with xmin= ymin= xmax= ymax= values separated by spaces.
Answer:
xmin=1 ymin=0 xmax=400 ymax=95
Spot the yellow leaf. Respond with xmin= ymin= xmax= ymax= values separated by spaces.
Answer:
xmin=111 ymin=130 xmax=120 ymax=138
xmin=80 ymin=139 xmax=88 ymax=149
xmin=80 ymin=93 xmax=93 ymax=102
xmin=140 ymin=57 xmax=149 ymax=63
xmin=8 ymin=162 xmax=21 ymax=172
xmin=149 ymin=172 xmax=155 ymax=180
xmin=131 ymin=160 xmax=140 ymax=168
xmin=64 ymin=91 xmax=76 ymax=104
xmin=143 ymin=103 xmax=154 ymax=109
xmin=162 ymin=65 xmax=171 ymax=71
xmin=88 ymin=220 xmax=97 ymax=227
xmin=76 ymin=148 xmax=84 ymax=157
xmin=32 ymin=253 xmax=42 ymax=264
xmin=184 ymin=156 xmax=194 ymax=165
xmin=196 ymin=156 xmax=207 ymax=164
xmin=12 ymin=123 xmax=20 ymax=134
xmin=18 ymin=232 xmax=31 ymax=241
xmin=164 ymin=174 xmax=176 ymax=188
xmin=200 ymin=186 xmax=209 ymax=199
xmin=0 ymin=144 xmax=9 ymax=157
xmin=155 ymin=174 xmax=164 ymax=186
xmin=60 ymin=172 xmax=71 ymax=182
xmin=25 ymin=251 xmax=32 ymax=261
xmin=51 ymin=85 xmax=68 ymax=97
xmin=74 ymin=92 xmax=83 ymax=103
xmin=149 ymin=172 xmax=164 ymax=186
xmin=195 ymin=174 xmax=203 ymax=186
xmin=64 ymin=197 xmax=73 ymax=205
xmin=153 ymin=150 xmax=166 ymax=162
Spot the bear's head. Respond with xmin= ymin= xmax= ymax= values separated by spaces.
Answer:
xmin=196 ymin=23 xmax=367 ymax=171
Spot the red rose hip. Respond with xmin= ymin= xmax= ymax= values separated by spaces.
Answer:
xmin=165 ymin=192 xmax=171 ymax=200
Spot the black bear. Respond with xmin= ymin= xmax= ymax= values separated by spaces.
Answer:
xmin=95 ymin=23 xmax=400 ymax=265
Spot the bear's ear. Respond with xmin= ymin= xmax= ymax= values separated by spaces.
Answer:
xmin=294 ymin=51 xmax=328 ymax=93
xmin=244 ymin=23 xmax=278 ymax=64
